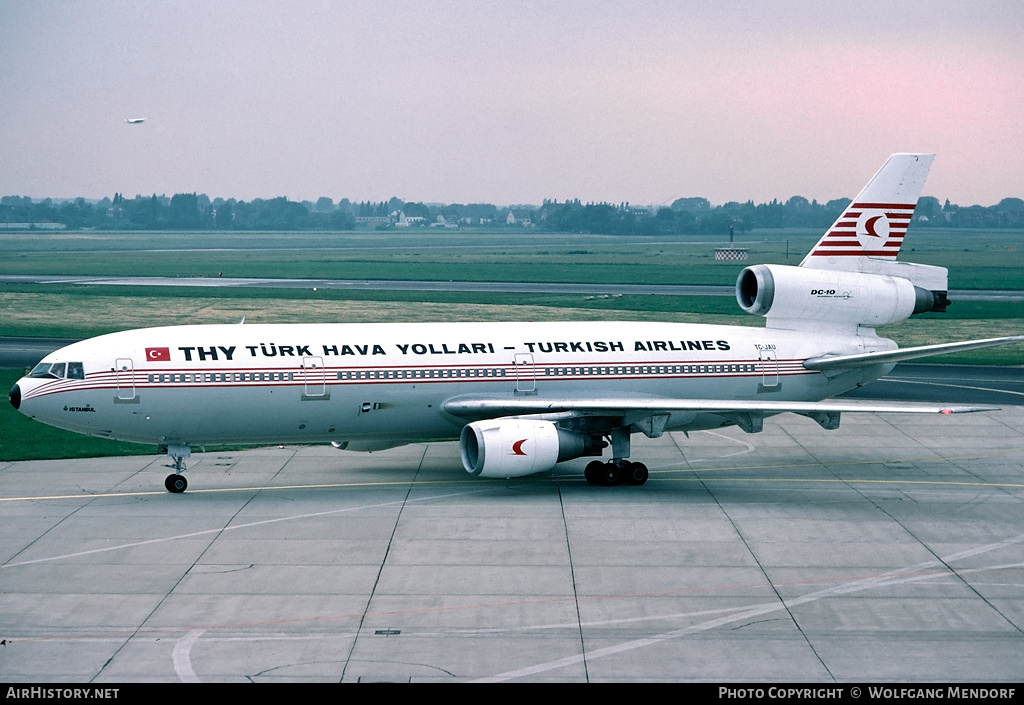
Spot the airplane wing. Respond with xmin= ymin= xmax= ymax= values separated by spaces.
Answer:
xmin=804 ymin=335 xmax=1024 ymax=373
xmin=444 ymin=397 xmax=995 ymax=418
xmin=445 ymin=396 xmax=995 ymax=437
xmin=445 ymin=333 xmax=1022 ymax=420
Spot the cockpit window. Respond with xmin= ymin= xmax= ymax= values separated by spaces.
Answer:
xmin=28 ymin=361 xmax=84 ymax=379
xmin=28 ymin=362 xmax=56 ymax=378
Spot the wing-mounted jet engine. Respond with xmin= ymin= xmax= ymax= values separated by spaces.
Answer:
xmin=460 ymin=419 xmax=604 ymax=478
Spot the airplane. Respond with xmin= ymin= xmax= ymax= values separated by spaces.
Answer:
xmin=8 ymin=154 xmax=1023 ymax=493
xmin=124 ymin=117 xmax=146 ymax=124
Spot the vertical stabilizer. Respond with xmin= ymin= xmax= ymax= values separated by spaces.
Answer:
xmin=801 ymin=153 xmax=934 ymax=271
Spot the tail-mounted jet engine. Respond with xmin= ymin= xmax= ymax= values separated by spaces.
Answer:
xmin=460 ymin=419 xmax=603 ymax=478
xmin=736 ymin=264 xmax=949 ymax=328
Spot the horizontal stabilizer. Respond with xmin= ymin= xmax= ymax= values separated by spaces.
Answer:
xmin=804 ymin=335 xmax=1024 ymax=372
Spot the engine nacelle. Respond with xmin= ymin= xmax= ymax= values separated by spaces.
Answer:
xmin=736 ymin=264 xmax=947 ymax=328
xmin=460 ymin=419 xmax=597 ymax=478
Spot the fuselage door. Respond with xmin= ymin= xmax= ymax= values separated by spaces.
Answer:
xmin=115 ymin=357 xmax=136 ymax=400
xmin=513 ymin=352 xmax=536 ymax=393
xmin=759 ymin=348 xmax=779 ymax=388
xmin=303 ymin=356 xmax=326 ymax=397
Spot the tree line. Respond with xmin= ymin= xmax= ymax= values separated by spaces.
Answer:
xmin=1 ymin=192 xmax=1022 ymax=234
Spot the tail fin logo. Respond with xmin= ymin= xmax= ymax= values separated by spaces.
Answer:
xmin=856 ymin=210 xmax=891 ymax=249
xmin=805 ymin=201 xmax=915 ymax=260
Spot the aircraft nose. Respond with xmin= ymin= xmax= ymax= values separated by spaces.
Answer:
xmin=9 ymin=383 xmax=21 ymax=410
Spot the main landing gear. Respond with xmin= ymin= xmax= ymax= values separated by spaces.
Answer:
xmin=584 ymin=460 xmax=649 ymax=487
xmin=583 ymin=427 xmax=648 ymax=486
xmin=162 ymin=444 xmax=191 ymax=493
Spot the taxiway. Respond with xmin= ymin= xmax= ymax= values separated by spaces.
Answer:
xmin=2 ymin=408 xmax=1022 ymax=682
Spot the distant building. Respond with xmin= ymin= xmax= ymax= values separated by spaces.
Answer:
xmin=505 ymin=210 xmax=533 ymax=227
xmin=430 ymin=214 xmax=458 ymax=228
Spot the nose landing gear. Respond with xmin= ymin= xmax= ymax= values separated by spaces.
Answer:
xmin=162 ymin=444 xmax=191 ymax=493
xmin=164 ymin=473 xmax=187 ymax=493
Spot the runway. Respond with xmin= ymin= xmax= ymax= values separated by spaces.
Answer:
xmin=0 ymin=336 xmax=81 ymax=370
xmin=842 ymin=363 xmax=1024 ymax=406
xmin=2 ymin=273 xmax=1021 ymax=301
xmin=2 ymin=408 xmax=1023 ymax=682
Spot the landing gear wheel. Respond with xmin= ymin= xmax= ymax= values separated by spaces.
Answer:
xmin=585 ymin=461 xmax=647 ymax=487
xmin=601 ymin=464 xmax=622 ymax=487
xmin=165 ymin=474 xmax=187 ymax=493
xmin=584 ymin=461 xmax=605 ymax=485
xmin=624 ymin=462 xmax=649 ymax=486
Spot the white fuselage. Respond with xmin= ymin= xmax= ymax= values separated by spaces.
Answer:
xmin=15 ymin=321 xmax=891 ymax=448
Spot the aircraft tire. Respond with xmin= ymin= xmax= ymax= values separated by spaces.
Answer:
xmin=625 ymin=462 xmax=649 ymax=486
xmin=584 ymin=461 xmax=605 ymax=485
xmin=601 ymin=464 xmax=622 ymax=487
xmin=165 ymin=474 xmax=187 ymax=493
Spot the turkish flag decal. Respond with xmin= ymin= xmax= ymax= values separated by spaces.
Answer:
xmin=146 ymin=347 xmax=171 ymax=362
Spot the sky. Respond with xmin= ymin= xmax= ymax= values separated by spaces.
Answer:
xmin=1 ymin=1 xmax=1022 ymax=207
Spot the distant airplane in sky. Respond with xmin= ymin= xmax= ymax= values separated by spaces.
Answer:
xmin=124 ymin=117 xmax=146 ymax=124
xmin=8 ymin=154 xmax=1023 ymax=493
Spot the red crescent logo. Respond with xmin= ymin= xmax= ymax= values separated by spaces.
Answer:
xmin=855 ymin=210 xmax=891 ymax=250
xmin=512 ymin=439 xmax=528 ymax=455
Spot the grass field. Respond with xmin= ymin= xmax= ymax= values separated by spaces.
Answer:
xmin=2 ymin=284 xmax=1022 ymax=363
xmin=1 ymin=225 xmax=1022 ymax=357
xmin=2 ymin=227 xmax=1022 ymax=287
